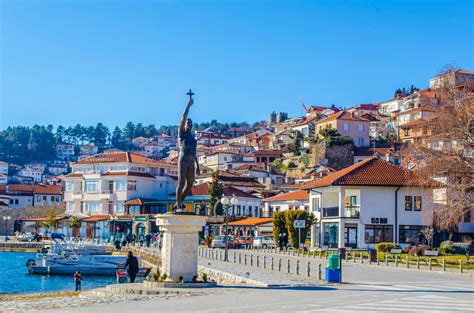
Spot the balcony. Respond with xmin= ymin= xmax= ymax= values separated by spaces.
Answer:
xmin=100 ymin=190 xmax=116 ymax=200
xmin=72 ymin=192 xmax=82 ymax=200
xmin=322 ymin=207 xmax=339 ymax=218
xmin=345 ymin=205 xmax=361 ymax=218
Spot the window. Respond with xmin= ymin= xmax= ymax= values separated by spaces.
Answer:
xmin=405 ymin=196 xmax=413 ymax=211
xmin=127 ymin=180 xmax=137 ymax=191
xmin=15 ymin=199 xmax=19 ymax=205
xmin=65 ymin=182 xmax=74 ymax=191
xmin=116 ymin=180 xmax=127 ymax=191
xmin=86 ymin=201 xmax=101 ymax=213
xmin=116 ymin=201 xmax=125 ymax=213
xmin=66 ymin=202 xmax=74 ymax=211
xmin=399 ymin=225 xmax=422 ymax=244
xmin=358 ymin=124 xmax=364 ymax=132
xmin=343 ymin=123 xmax=349 ymax=131
xmin=237 ymin=205 xmax=241 ymax=215
xmin=365 ymin=225 xmax=393 ymax=243
xmin=36 ymin=196 xmax=41 ymax=202
xmin=404 ymin=129 xmax=409 ymax=137
xmin=414 ymin=196 xmax=422 ymax=211
xmin=9 ymin=199 xmax=13 ymax=204
xmin=128 ymin=205 xmax=140 ymax=214
xmin=50 ymin=196 xmax=55 ymax=202
xmin=84 ymin=181 xmax=98 ymax=193
xmin=43 ymin=196 xmax=47 ymax=201
xmin=323 ymin=223 xmax=339 ymax=248
xmin=358 ymin=138 xmax=364 ymax=146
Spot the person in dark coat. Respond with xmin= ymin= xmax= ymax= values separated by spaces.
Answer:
xmin=278 ymin=233 xmax=283 ymax=249
xmin=144 ymin=233 xmax=152 ymax=248
xmin=282 ymin=233 xmax=289 ymax=249
xmin=73 ymin=271 xmax=82 ymax=291
xmin=114 ymin=239 xmax=121 ymax=251
xmin=124 ymin=251 xmax=139 ymax=283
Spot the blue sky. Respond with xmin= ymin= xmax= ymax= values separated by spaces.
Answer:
xmin=0 ymin=0 xmax=472 ymax=129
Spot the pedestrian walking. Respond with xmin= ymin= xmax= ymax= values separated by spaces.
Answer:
xmin=145 ymin=233 xmax=152 ymax=248
xmin=278 ymin=233 xmax=283 ymax=249
xmin=73 ymin=271 xmax=82 ymax=291
xmin=114 ymin=238 xmax=121 ymax=251
xmin=282 ymin=233 xmax=288 ymax=249
xmin=124 ymin=251 xmax=140 ymax=283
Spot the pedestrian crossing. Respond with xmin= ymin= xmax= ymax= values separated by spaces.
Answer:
xmin=324 ymin=294 xmax=474 ymax=312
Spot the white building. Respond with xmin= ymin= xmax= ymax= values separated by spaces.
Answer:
xmin=80 ymin=144 xmax=99 ymax=156
xmin=56 ymin=143 xmax=75 ymax=159
xmin=19 ymin=167 xmax=44 ymax=183
xmin=63 ymin=151 xmax=177 ymax=217
xmin=305 ymin=157 xmax=438 ymax=249
xmin=262 ymin=189 xmax=309 ymax=218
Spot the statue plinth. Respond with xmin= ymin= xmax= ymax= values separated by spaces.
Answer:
xmin=156 ymin=213 xmax=206 ymax=282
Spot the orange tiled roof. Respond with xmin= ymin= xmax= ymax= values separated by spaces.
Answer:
xmin=263 ymin=189 xmax=309 ymax=202
xmin=227 ymin=217 xmax=273 ymax=226
xmin=304 ymin=157 xmax=439 ymax=188
xmin=400 ymin=116 xmax=437 ymax=128
xmin=102 ymin=171 xmax=155 ymax=178
xmin=316 ymin=111 xmax=369 ymax=124
xmin=33 ymin=184 xmax=62 ymax=195
xmin=75 ymin=152 xmax=177 ymax=167
xmin=82 ymin=215 xmax=109 ymax=222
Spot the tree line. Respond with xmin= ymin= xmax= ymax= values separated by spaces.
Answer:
xmin=0 ymin=120 xmax=260 ymax=165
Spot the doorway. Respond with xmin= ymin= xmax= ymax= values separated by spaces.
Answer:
xmin=344 ymin=224 xmax=358 ymax=248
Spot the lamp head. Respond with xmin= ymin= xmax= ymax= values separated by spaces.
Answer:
xmin=230 ymin=196 xmax=239 ymax=206
xmin=220 ymin=197 xmax=230 ymax=205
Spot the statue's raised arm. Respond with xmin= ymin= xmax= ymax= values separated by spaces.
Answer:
xmin=179 ymin=99 xmax=193 ymax=138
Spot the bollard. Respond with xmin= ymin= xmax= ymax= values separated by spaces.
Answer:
xmin=361 ymin=254 xmax=364 ymax=264
xmin=233 ymin=252 xmax=236 ymax=263
xmin=314 ymin=251 xmax=317 ymax=259
xmin=318 ymin=263 xmax=322 ymax=280
xmin=395 ymin=256 xmax=398 ymax=267
xmin=287 ymin=259 xmax=291 ymax=274
xmin=385 ymin=255 xmax=389 ymax=267
xmin=244 ymin=254 xmax=247 ymax=265
xmin=296 ymin=260 xmax=300 ymax=275
xmin=377 ymin=255 xmax=380 ymax=266
xmin=297 ymin=250 xmax=300 ymax=257
xmin=307 ymin=261 xmax=311 ymax=277
xmin=319 ymin=251 xmax=322 ymax=259
xmin=369 ymin=255 xmax=372 ymax=265
xmin=406 ymin=256 xmax=409 ymax=268
xmin=239 ymin=253 xmax=242 ymax=264
xmin=292 ymin=249 xmax=295 ymax=256
xmin=278 ymin=258 xmax=282 ymax=272
xmin=460 ymin=260 xmax=463 ymax=273
xmin=442 ymin=258 xmax=446 ymax=271
xmin=428 ymin=258 xmax=432 ymax=270
xmin=271 ymin=257 xmax=274 ymax=270
xmin=416 ymin=257 xmax=420 ymax=269
xmin=352 ymin=252 xmax=356 ymax=263
xmin=263 ymin=256 xmax=267 ymax=269
xmin=256 ymin=255 xmax=260 ymax=268
xmin=250 ymin=255 xmax=254 ymax=267
xmin=345 ymin=252 xmax=349 ymax=262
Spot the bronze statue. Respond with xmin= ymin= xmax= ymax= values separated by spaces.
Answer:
xmin=175 ymin=89 xmax=200 ymax=212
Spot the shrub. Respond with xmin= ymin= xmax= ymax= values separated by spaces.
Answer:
xmin=272 ymin=211 xmax=287 ymax=244
xmin=178 ymin=276 xmax=183 ymax=283
xmin=284 ymin=210 xmax=316 ymax=248
xmin=201 ymin=273 xmax=208 ymax=282
xmin=375 ymin=242 xmax=401 ymax=253
xmin=439 ymin=241 xmax=467 ymax=255
xmin=160 ymin=273 xmax=168 ymax=281
xmin=192 ymin=275 xmax=198 ymax=282
xmin=407 ymin=245 xmax=430 ymax=256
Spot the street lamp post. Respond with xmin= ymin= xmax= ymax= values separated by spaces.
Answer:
xmin=3 ymin=216 xmax=11 ymax=241
xmin=219 ymin=195 xmax=239 ymax=262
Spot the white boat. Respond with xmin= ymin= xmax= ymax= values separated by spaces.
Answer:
xmin=26 ymin=233 xmax=150 ymax=276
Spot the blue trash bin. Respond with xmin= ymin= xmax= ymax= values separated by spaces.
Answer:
xmin=325 ymin=268 xmax=341 ymax=283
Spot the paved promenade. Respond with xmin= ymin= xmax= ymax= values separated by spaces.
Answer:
xmin=35 ymin=247 xmax=474 ymax=312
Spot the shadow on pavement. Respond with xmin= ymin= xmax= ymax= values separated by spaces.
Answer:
xmin=215 ymin=285 xmax=337 ymax=291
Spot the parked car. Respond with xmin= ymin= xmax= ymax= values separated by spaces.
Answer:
xmin=236 ymin=236 xmax=253 ymax=248
xmin=17 ymin=232 xmax=41 ymax=242
xmin=211 ymin=235 xmax=237 ymax=249
xmin=253 ymin=236 xmax=276 ymax=248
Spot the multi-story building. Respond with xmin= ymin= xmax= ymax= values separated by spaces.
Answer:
xmin=18 ymin=167 xmax=44 ymax=183
xmin=62 ymin=151 xmax=178 ymax=239
xmin=429 ymin=69 xmax=474 ymax=89
xmin=56 ymin=142 xmax=75 ymax=160
xmin=196 ymin=131 xmax=230 ymax=147
xmin=315 ymin=111 xmax=370 ymax=147
xmin=305 ymin=157 xmax=440 ymax=249
xmin=0 ymin=183 xmax=62 ymax=208
xmin=80 ymin=144 xmax=99 ymax=156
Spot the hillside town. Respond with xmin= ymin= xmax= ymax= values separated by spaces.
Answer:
xmin=0 ymin=68 xmax=472 ymax=251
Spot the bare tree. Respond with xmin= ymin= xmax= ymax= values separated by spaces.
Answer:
xmin=403 ymin=67 xmax=474 ymax=237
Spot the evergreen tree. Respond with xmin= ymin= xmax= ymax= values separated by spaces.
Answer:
xmin=208 ymin=172 xmax=223 ymax=216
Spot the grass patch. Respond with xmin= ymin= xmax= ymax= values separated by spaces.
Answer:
xmin=0 ymin=291 xmax=80 ymax=302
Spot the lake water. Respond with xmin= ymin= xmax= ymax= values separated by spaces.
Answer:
xmin=0 ymin=252 xmax=116 ymax=294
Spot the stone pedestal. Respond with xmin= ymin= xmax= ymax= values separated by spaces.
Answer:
xmin=156 ymin=213 xmax=207 ymax=282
